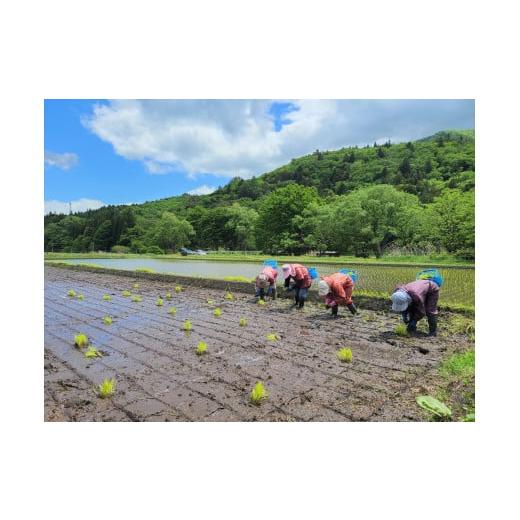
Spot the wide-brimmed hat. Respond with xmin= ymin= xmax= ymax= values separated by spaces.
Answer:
xmin=391 ymin=290 xmax=412 ymax=312
xmin=318 ymin=280 xmax=330 ymax=296
xmin=281 ymin=264 xmax=295 ymax=279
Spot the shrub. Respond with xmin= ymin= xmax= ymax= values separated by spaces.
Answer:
xmin=103 ymin=316 xmax=113 ymax=325
xmin=67 ymin=289 xmax=76 ymax=297
xmin=225 ymin=292 xmax=234 ymax=300
xmin=84 ymin=346 xmax=102 ymax=358
xmin=146 ymin=245 xmax=164 ymax=255
xmin=131 ymin=295 xmax=142 ymax=302
xmin=74 ymin=333 xmax=89 ymax=348
xmin=98 ymin=378 xmax=116 ymax=398
xmin=239 ymin=317 xmax=247 ymax=327
xmin=250 ymin=382 xmax=268 ymax=405
xmin=175 ymin=285 xmax=182 ymax=293
xmin=111 ymin=245 xmax=130 ymax=254
xmin=168 ymin=307 xmax=177 ymax=315
xmin=416 ymin=395 xmax=452 ymax=419
xmin=122 ymin=290 xmax=131 ymax=297
xmin=214 ymin=307 xmax=222 ymax=317
xmin=183 ymin=320 xmax=192 ymax=331
xmin=394 ymin=323 xmax=408 ymax=336
xmin=196 ymin=341 xmax=207 ymax=356
xmin=156 ymin=297 xmax=164 ymax=306
xmin=102 ymin=294 xmax=112 ymax=301
xmin=336 ymin=348 xmax=353 ymax=363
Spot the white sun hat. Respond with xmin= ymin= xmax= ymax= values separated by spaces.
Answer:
xmin=391 ymin=290 xmax=412 ymax=312
xmin=318 ymin=280 xmax=330 ymax=296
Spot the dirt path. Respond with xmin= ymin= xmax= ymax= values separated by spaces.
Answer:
xmin=44 ymin=266 xmax=469 ymax=421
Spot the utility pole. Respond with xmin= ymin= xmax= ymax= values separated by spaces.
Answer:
xmin=69 ymin=201 xmax=72 ymax=215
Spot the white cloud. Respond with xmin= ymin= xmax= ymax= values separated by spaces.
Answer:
xmin=187 ymin=184 xmax=217 ymax=196
xmin=44 ymin=198 xmax=105 ymax=215
xmin=45 ymin=151 xmax=79 ymax=170
xmin=82 ymin=99 xmax=474 ymax=179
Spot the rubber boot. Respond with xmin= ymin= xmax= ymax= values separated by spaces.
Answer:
xmin=331 ymin=305 xmax=338 ymax=317
xmin=427 ymin=315 xmax=438 ymax=337
xmin=298 ymin=298 xmax=305 ymax=309
xmin=271 ymin=287 xmax=277 ymax=300
xmin=347 ymin=303 xmax=358 ymax=315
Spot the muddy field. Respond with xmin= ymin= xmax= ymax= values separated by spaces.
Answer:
xmin=44 ymin=266 xmax=471 ymax=421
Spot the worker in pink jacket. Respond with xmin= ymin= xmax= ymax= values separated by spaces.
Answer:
xmin=318 ymin=272 xmax=357 ymax=317
xmin=282 ymin=263 xmax=312 ymax=308
xmin=391 ymin=279 xmax=440 ymax=336
xmin=255 ymin=265 xmax=278 ymax=301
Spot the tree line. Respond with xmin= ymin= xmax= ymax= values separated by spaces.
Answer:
xmin=44 ymin=130 xmax=475 ymax=259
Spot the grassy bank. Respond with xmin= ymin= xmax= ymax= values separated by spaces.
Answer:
xmin=44 ymin=251 xmax=474 ymax=268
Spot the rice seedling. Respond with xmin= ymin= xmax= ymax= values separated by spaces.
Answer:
xmin=250 ymin=382 xmax=268 ymax=405
xmin=214 ymin=307 xmax=222 ymax=317
xmin=207 ymin=299 xmax=215 ymax=305
xmin=168 ymin=306 xmax=177 ymax=315
xmin=135 ymin=267 xmax=155 ymax=273
xmin=175 ymin=285 xmax=182 ymax=293
xmin=266 ymin=333 xmax=279 ymax=341
xmin=416 ymin=395 xmax=452 ymax=419
xmin=74 ymin=333 xmax=89 ymax=348
xmin=131 ymin=294 xmax=142 ymax=302
xmin=102 ymin=294 xmax=112 ymax=301
xmin=394 ymin=323 xmax=409 ymax=336
xmin=239 ymin=317 xmax=247 ymax=327
xmin=98 ymin=378 xmax=116 ymax=398
xmin=67 ymin=289 xmax=76 ymax=297
xmin=103 ymin=316 xmax=112 ymax=325
xmin=183 ymin=320 xmax=193 ymax=331
xmin=257 ymin=299 xmax=266 ymax=306
xmin=336 ymin=348 xmax=353 ymax=363
xmin=195 ymin=341 xmax=208 ymax=356
xmin=224 ymin=275 xmax=252 ymax=282
xmin=122 ymin=290 xmax=131 ymax=297
xmin=165 ymin=292 xmax=172 ymax=300
xmin=133 ymin=283 xmax=140 ymax=289
xmin=76 ymin=294 xmax=84 ymax=300
xmin=156 ymin=297 xmax=164 ymax=306
xmin=225 ymin=292 xmax=234 ymax=300
xmin=84 ymin=346 xmax=102 ymax=358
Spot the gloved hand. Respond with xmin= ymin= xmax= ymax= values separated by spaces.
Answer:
xmin=407 ymin=319 xmax=417 ymax=333
xmin=347 ymin=303 xmax=357 ymax=315
xmin=401 ymin=311 xmax=410 ymax=324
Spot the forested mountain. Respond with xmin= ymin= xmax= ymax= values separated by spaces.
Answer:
xmin=44 ymin=129 xmax=475 ymax=258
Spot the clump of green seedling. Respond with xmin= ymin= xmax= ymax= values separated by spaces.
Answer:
xmin=102 ymin=294 xmax=112 ymax=301
xmin=225 ymin=291 xmax=234 ymax=300
xmin=195 ymin=341 xmax=208 ymax=356
xmin=394 ymin=323 xmax=409 ymax=336
xmin=156 ymin=297 xmax=164 ymax=306
xmin=131 ymin=295 xmax=142 ymax=302
xmin=183 ymin=320 xmax=192 ymax=331
xmin=165 ymin=292 xmax=172 ymax=300
xmin=133 ymin=283 xmax=140 ymax=289
xmin=175 ymin=285 xmax=182 ymax=293
xmin=103 ymin=315 xmax=112 ymax=325
xmin=76 ymin=294 xmax=84 ymax=301
xmin=135 ymin=267 xmax=155 ymax=273
xmin=266 ymin=333 xmax=279 ymax=341
xmin=84 ymin=346 xmax=102 ymax=358
xmin=239 ymin=317 xmax=247 ymax=327
xmin=122 ymin=290 xmax=131 ymax=297
xmin=168 ymin=306 xmax=177 ymax=315
xmin=250 ymin=381 xmax=268 ymax=405
xmin=207 ymin=299 xmax=215 ymax=305
xmin=214 ymin=307 xmax=222 ymax=317
xmin=67 ymin=289 xmax=76 ymax=297
xmin=98 ymin=378 xmax=116 ymax=398
xmin=74 ymin=333 xmax=89 ymax=348
xmin=336 ymin=348 xmax=353 ymax=363
xmin=257 ymin=299 xmax=266 ymax=306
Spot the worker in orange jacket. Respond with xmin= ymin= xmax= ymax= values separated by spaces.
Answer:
xmin=318 ymin=272 xmax=357 ymax=317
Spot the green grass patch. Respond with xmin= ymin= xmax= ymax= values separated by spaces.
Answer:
xmin=440 ymin=349 xmax=475 ymax=382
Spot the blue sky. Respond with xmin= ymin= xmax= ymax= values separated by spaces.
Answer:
xmin=44 ymin=99 xmax=474 ymax=214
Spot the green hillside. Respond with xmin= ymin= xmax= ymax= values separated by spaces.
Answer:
xmin=44 ymin=129 xmax=475 ymax=259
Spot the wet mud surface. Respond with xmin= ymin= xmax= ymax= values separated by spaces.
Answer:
xmin=45 ymin=266 xmax=471 ymax=421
